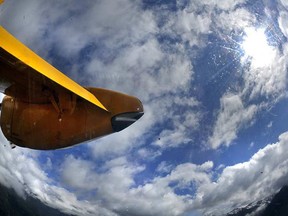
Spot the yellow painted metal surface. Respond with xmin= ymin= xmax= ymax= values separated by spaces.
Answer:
xmin=0 ymin=26 xmax=108 ymax=111
xmin=0 ymin=0 xmax=4 ymax=5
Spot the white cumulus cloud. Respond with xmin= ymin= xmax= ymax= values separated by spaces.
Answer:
xmin=209 ymin=94 xmax=258 ymax=149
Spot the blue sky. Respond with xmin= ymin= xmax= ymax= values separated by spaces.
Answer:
xmin=1 ymin=0 xmax=288 ymax=215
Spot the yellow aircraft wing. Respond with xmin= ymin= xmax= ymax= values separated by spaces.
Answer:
xmin=0 ymin=26 xmax=108 ymax=111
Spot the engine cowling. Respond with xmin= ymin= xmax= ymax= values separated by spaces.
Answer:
xmin=0 ymin=88 xmax=143 ymax=150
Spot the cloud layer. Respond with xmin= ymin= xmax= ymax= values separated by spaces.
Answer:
xmin=1 ymin=0 xmax=288 ymax=215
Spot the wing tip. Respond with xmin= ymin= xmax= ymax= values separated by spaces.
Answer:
xmin=97 ymin=102 xmax=109 ymax=112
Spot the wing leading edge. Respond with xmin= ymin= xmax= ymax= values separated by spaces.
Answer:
xmin=0 ymin=26 xmax=108 ymax=111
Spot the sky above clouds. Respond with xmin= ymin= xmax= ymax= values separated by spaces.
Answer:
xmin=1 ymin=0 xmax=288 ymax=215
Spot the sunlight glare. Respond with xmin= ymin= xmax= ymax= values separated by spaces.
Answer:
xmin=241 ymin=28 xmax=275 ymax=67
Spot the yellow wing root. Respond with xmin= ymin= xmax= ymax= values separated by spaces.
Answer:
xmin=0 ymin=26 xmax=108 ymax=111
